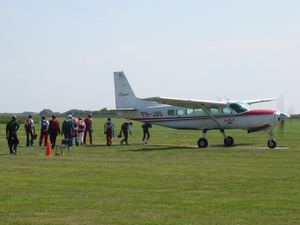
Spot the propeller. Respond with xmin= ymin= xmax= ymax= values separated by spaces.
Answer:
xmin=276 ymin=95 xmax=292 ymax=136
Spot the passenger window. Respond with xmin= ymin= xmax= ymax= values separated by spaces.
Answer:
xmin=222 ymin=107 xmax=233 ymax=114
xmin=187 ymin=109 xmax=194 ymax=116
xmin=210 ymin=107 xmax=219 ymax=114
xmin=194 ymin=108 xmax=205 ymax=116
xmin=168 ymin=110 xmax=175 ymax=116
xmin=176 ymin=109 xmax=187 ymax=116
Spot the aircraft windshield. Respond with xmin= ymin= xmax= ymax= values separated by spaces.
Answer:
xmin=229 ymin=102 xmax=250 ymax=113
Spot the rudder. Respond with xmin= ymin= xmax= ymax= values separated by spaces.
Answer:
xmin=114 ymin=71 xmax=137 ymax=108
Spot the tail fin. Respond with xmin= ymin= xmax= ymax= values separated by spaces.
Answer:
xmin=114 ymin=71 xmax=137 ymax=108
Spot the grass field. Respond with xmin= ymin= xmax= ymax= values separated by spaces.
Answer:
xmin=0 ymin=116 xmax=300 ymax=225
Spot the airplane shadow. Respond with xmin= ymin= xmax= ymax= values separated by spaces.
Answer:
xmin=126 ymin=145 xmax=198 ymax=152
xmin=209 ymin=143 xmax=255 ymax=148
xmin=129 ymin=143 xmax=261 ymax=152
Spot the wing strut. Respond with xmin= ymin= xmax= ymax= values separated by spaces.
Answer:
xmin=198 ymin=104 xmax=223 ymax=130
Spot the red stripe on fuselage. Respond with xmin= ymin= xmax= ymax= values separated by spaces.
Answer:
xmin=242 ymin=109 xmax=276 ymax=116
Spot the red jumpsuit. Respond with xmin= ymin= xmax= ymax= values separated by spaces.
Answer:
xmin=39 ymin=119 xmax=49 ymax=147
xmin=84 ymin=116 xmax=93 ymax=144
xmin=104 ymin=121 xmax=114 ymax=145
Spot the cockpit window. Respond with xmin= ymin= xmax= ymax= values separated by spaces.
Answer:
xmin=229 ymin=103 xmax=250 ymax=113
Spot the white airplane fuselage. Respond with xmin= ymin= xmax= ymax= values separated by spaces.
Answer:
xmin=117 ymin=105 xmax=278 ymax=131
xmin=113 ymin=71 xmax=288 ymax=148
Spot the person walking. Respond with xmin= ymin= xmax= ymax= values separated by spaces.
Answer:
xmin=78 ymin=117 xmax=86 ymax=145
xmin=39 ymin=116 xmax=49 ymax=147
xmin=61 ymin=115 xmax=73 ymax=147
xmin=6 ymin=115 xmax=20 ymax=154
xmin=24 ymin=114 xmax=35 ymax=147
xmin=104 ymin=118 xmax=114 ymax=146
xmin=71 ymin=115 xmax=79 ymax=146
xmin=120 ymin=122 xmax=132 ymax=145
xmin=48 ymin=114 xmax=61 ymax=149
xmin=84 ymin=113 xmax=93 ymax=145
xmin=142 ymin=123 xmax=152 ymax=144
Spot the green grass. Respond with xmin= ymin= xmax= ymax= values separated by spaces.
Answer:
xmin=0 ymin=117 xmax=300 ymax=225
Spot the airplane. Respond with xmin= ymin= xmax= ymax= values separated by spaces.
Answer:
xmin=112 ymin=71 xmax=290 ymax=149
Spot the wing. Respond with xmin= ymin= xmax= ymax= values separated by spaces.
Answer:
xmin=244 ymin=98 xmax=277 ymax=105
xmin=145 ymin=97 xmax=227 ymax=129
xmin=144 ymin=97 xmax=227 ymax=109
xmin=110 ymin=108 xmax=137 ymax=112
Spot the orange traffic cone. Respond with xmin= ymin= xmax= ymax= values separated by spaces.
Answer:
xmin=46 ymin=141 xmax=52 ymax=157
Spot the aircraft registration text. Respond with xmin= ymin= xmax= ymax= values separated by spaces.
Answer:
xmin=141 ymin=111 xmax=164 ymax=118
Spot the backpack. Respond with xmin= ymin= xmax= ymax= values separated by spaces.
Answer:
xmin=25 ymin=119 xmax=32 ymax=131
xmin=41 ymin=120 xmax=48 ymax=129
xmin=79 ymin=121 xmax=85 ymax=129
xmin=8 ymin=121 xmax=18 ymax=134
xmin=51 ymin=120 xmax=59 ymax=130
xmin=105 ymin=122 xmax=113 ymax=133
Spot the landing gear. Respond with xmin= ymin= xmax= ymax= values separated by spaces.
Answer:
xmin=224 ymin=136 xmax=234 ymax=147
xmin=198 ymin=138 xmax=208 ymax=148
xmin=268 ymin=139 xmax=277 ymax=149
xmin=197 ymin=129 xmax=234 ymax=148
xmin=197 ymin=130 xmax=208 ymax=148
xmin=267 ymin=129 xmax=277 ymax=149
xmin=221 ymin=129 xmax=234 ymax=147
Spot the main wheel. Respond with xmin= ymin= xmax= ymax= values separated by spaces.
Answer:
xmin=224 ymin=136 xmax=234 ymax=147
xmin=198 ymin=138 xmax=208 ymax=148
xmin=268 ymin=139 xmax=277 ymax=149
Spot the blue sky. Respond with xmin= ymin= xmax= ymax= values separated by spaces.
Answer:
xmin=1 ymin=0 xmax=299 ymax=113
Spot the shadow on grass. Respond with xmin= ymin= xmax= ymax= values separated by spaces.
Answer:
xmin=84 ymin=144 xmax=110 ymax=148
xmin=209 ymin=143 xmax=255 ymax=148
xmin=126 ymin=144 xmax=198 ymax=152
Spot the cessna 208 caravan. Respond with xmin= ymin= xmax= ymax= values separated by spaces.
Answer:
xmin=113 ymin=71 xmax=289 ymax=149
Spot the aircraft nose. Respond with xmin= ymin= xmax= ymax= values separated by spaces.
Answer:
xmin=274 ymin=111 xmax=290 ymax=122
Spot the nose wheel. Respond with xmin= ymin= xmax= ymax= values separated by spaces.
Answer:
xmin=267 ymin=129 xmax=277 ymax=149
xmin=268 ymin=139 xmax=277 ymax=149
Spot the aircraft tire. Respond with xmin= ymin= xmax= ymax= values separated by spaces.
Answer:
xmin=224 ymin=136 xmax=234 ymax=147
xmin=268 ymin=139 xmax=277 ymax=149
xmin=198 ymin=138 xmax=208 ymax=148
